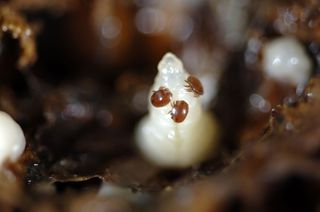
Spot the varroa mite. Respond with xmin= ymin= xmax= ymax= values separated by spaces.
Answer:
xmin=169 ymin=100 xmax=189 ymax=123
xmin=151 ymin=86 xmax=172 ymax=107
xmin=185 ymin=75 xmax=204 ymax=97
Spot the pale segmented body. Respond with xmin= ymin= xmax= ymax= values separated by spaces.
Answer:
xmin=135 ymin=53 xmax=218 ymax=168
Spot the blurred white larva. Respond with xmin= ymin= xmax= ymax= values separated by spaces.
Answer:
xmin=263 ymin=36 xmax=312 ymax=86
xmin=0 ymin=111 xmax=26 ymax=168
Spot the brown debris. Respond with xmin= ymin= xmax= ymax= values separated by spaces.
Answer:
xmin=0 ymin=5 xmax=36 ymax=69
xmin=10 ymin=0 xmax=79 ymax=14
xmin=251 ymin=0 xmax=320 ymax=42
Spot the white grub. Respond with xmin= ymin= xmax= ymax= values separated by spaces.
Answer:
xmin=0 ymin=111 xmax=26 ymax=167
xmin=263 ymin=36 xmax=312 ymax=86
xmin=135 ymin=53 xmax=218 ymax=168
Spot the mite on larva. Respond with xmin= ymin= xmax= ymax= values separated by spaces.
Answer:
xmin=263 ymin=36 xmax=312 ymax=86
xmin=169 ymin=100 xmax=189 ymax=123
xmin=135 ymin=53 xmax=218 ymax=168
xmin=184 ymin=75 xmax=204 ymax=97
xmin=150 ymin=86 xmax=172 ymax=108
xmin=0 ymin=111 xmax=26 ymax=168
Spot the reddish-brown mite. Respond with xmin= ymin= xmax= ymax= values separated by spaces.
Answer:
xmin=150 ymin=86 xmax=172 ymax=107
xmin=169 ymin=100 xmax=189 ymax=123
xmin=185 ymin=75 xmax=204 ymax=97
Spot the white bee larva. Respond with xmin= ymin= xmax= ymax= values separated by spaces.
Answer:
xmin=263 ymin=36 xmax=312 ymax=86
xmin=0 ymin=111 xmax=26 ymax=168
xmin=135 ymin=53 xmax=218 ymax=168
